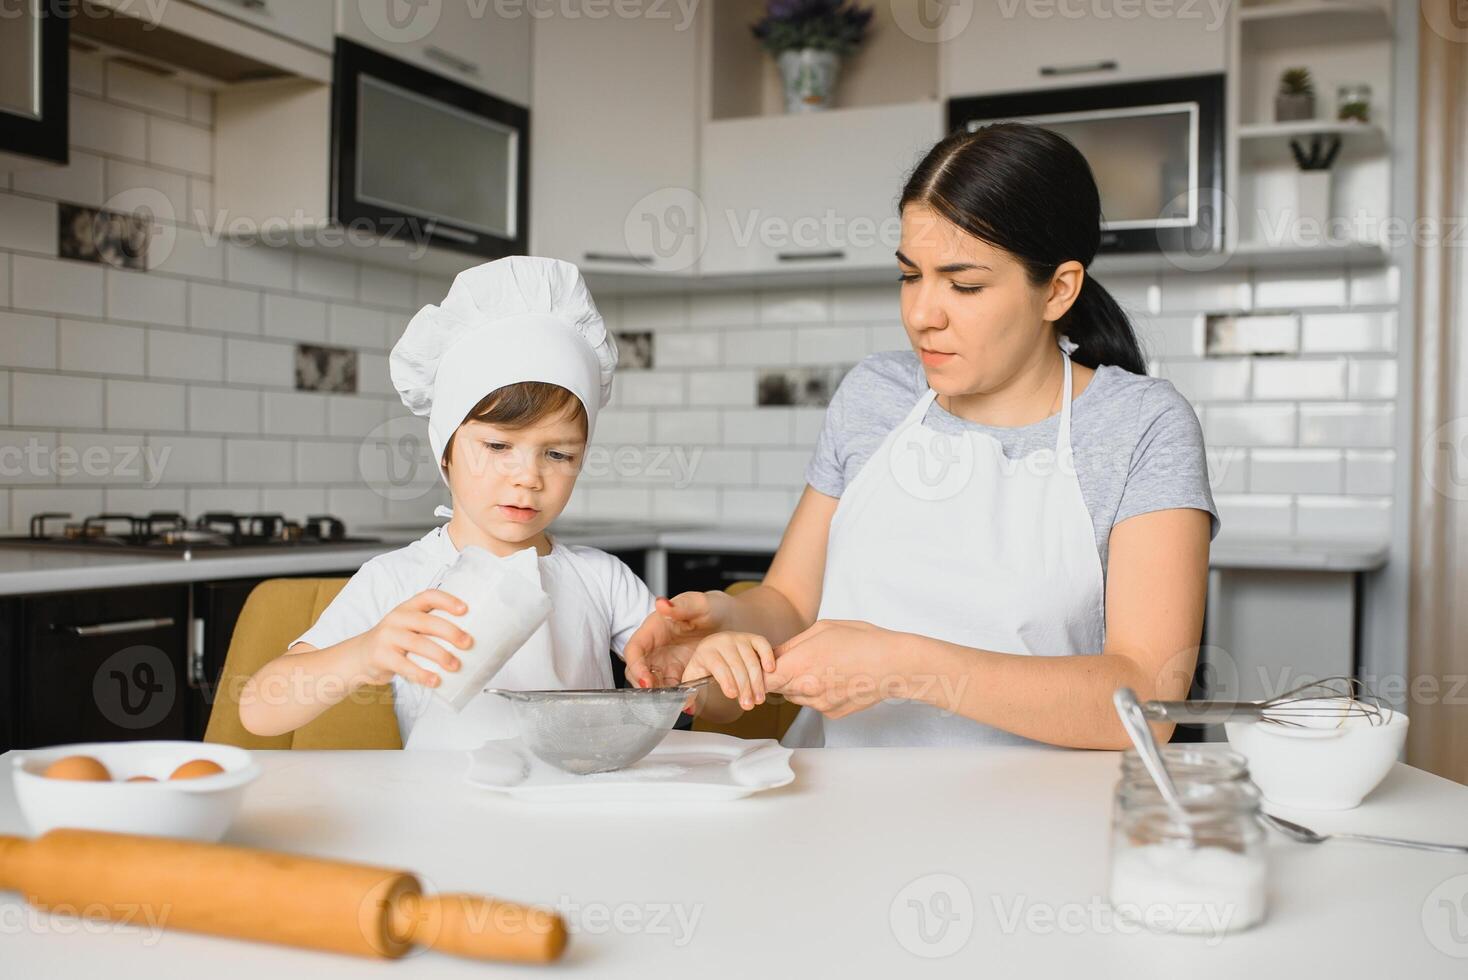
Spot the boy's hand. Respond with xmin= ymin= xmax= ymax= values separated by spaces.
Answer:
xmin=354 ymin=589 xmax=472 ymax=688
xmin=682 ymin=631 xmax=777 ymax=712
xmin=622 ymin=590 xmax=734 ymax=688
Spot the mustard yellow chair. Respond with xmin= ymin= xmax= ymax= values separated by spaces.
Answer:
xmin=691 ymin=580 xmax=802 ymax=742
xmin=204 ymin=578 xmax=403 ymax=750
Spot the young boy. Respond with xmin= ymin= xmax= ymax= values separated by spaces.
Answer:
xmin=238 ymin=256 xmax=658 ymax=749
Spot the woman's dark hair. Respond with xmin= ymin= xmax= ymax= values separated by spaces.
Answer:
xmin=899 ymin=122 xmax=1147 ymax=375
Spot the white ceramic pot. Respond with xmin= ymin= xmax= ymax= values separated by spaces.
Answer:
xmin=11 ymin=741 xmax=260 ymax=841
xmin=1225 ymin=703 xmax=1407 ymax=810
xmin=1292 ymin=169 xmax=1333 ymax=234
xmin=778 ymin=48 xmax=841 ymax=113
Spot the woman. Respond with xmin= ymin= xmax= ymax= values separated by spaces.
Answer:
xmin=625 ymin=123 xmax=1219 ymax=749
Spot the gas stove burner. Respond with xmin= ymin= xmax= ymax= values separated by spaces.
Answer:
xmin=13 ymin=510 xmax=381 ymax=556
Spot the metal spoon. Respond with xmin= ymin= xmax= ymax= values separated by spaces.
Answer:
xmin=1258 ymin=811 xmax=1468 ymax=855
xmin=1112 ymin=687 xmax=1191 ymax=825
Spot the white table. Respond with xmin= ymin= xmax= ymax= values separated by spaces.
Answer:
xmin=2 ymin=747 xmax=1465 ymax=977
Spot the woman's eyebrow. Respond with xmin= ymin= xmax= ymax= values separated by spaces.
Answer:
xmin=892 ymin=251 xmax=991 ymax=274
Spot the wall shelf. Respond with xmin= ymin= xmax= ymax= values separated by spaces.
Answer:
xmin=1238 ymin=1 xmax=1393 ymax=47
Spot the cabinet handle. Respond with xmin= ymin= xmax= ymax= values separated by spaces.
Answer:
xmin=1039 ymin=59 xmax=1118 ymax=77
xmin=190 ymin=617 xmax=207 ymax=688
xmin=776 ymin=250 xmax=845 ymax=262
xmin=424 ymin=46 xmax=481 ymax=77
xmin=584 ymin=251 xmax=654 ymax=265
xmin=55 ymin=617 xmax=176 ymax=637
xmin=719 ymin=570 xmax=765 ymax=583
xmin=217 ymin=0 xmax=269 ymax=11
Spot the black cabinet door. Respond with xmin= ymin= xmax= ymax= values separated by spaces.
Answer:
xmin=665 ymin=551 xmax=774 ymax=596
xmin=0 ymin=598 xmax=19 ymax=753
xmin=21 ymin=586 xmax=190 ymax=747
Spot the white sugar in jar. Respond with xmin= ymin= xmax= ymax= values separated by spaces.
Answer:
xmin=1109 ymin=778 xmax=1268 ymax=936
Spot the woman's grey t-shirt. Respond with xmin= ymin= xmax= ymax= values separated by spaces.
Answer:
xmin=805 ymin=351 xmax=1220 ymax=579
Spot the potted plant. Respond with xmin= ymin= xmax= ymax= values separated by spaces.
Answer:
xmin=1288 ymin=134 xmax=1342 ymax=234
xmin=751 ymin=0 xmax=874 ymax=113
xmin=1275 ymin=67 xmax=1316 ymax=122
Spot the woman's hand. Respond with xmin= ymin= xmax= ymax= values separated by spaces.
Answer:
xmin=350 ymin=589 xmax=471 ymax=688
xmin=622 ymin=591 xmax=734 ymax=688
xmin=682 ymin=632 xmax=777 ymax=712
xmin=766 ymin=619 xmax=914 ymax=719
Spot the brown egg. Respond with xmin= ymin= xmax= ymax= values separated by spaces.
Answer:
xmin=43 ymin=755 xmax=112 ymax=781
xmin=125 ymin=775 xmax=158 ymax=783
xmin=169 ymin=759 xmax=225 ymax=780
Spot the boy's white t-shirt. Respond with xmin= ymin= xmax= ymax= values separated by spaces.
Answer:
xmin=288 ymin=525 xmax=656 ymax=750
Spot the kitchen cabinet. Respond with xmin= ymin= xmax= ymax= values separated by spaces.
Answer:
xmin=942 ymin=3 xmax=1228 ymax=98
xmin=187 ymin=0 xmax=333 ymax=54
xmin=18 ymin=585 xmax=191 ymax=748
xmin=699 ymin=101 xmax=943 ymax=275
xmin=0 ymin=2 xmax=67 ymax=172
xmin=529 ymin=4 xmax=702 ymax=275
xmin=337 ymin=0 xmax=531 ymax=105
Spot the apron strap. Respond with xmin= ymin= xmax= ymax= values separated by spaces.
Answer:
xmin=1056 ymin=348 xmax=1076 ymax=457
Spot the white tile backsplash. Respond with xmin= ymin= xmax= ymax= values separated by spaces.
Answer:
xmin=721 ymin=328 xmax=793 ymax=367
xmin=106 ymin=378 xmax=185 ymax=431
xmin=0 ymin=312 xmax=57 ymax=370
xmin=1299 ymin=403 xmax=1394 ymax=448
xmin=190 ymin=282 xmax=260 ymax=335
xmin=225 ymin=337 xmax=292 ymax=387
xmin=1215 ymin=493 xmax=1294 ymax=537
xmin=1296 ymin=496 xmax=1391 ymax=540
xmin=1204 ymin=403 xmax=1297 ymax=447
xmin=188 ymin=386 xmax=260 ymax=434
xmin=12 ymin=256 xmax=104 ymax=318
xmin=60 ymin=319 xmax=145 ymax=376
xmin=1158 ymin=359 xmax=1252 ymax=402
xmin=147 ymin=328 xmax=223 ymax=382
xmin=12 ymin=372 xmax=103 ymax=428
xmin=263 ymin=293 xmax=328 ymax=343
xmin=1252 ymin=358 xmax=1348 ymax=400
xmin=1252 ymin=269 xmax=1349 ymax=309
xmin=1345 ymin=450 xmax=1395 ymax=496
xmin=106 ymin=268 xmax=187 ymax=327
xmin=0 ymin=194 xmax=57 ymax=255
xmin=226 ymin=438 xmax=293 ymax=483
xmin=147 ymin=116 xmax=211 ymax=175
xmin=1248 ymin=449 xmax=1343 ymax=494
xmin=1300 ymin=312 xmax=1397 ymax=353
xmin=12 ymin=151 xmax=105 ymax=206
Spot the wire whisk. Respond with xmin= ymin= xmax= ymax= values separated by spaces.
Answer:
xmin=1140 ymin=675 xmax=1389 ymax=729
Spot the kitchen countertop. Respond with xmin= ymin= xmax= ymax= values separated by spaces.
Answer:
xmin=0 ymin=745 xmax=1464 ymax=977
xmin=0 ymin=524 xmax=1389 ymax=596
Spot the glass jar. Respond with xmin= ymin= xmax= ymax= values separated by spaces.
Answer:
xmin=1337 ymin=83 xmax=1372 ymax=123
xmin=1114 ymin=747 xmax=1250 ymax=823
xmin=1109 ymin=779 xmax=1268 ymax=936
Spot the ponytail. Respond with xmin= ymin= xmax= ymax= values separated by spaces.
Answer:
xmin=1062 ymin=275 xmax=1147 ymax=376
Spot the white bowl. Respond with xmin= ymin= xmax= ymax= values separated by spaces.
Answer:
xmin=1225 ymin=701 xmax=1408 ymax=810
xmin=11 ymin=741 xmax=260 ymax=841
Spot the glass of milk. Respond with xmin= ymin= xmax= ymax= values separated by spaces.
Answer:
xmin=406 ymin=545 xmax=552 ymax=712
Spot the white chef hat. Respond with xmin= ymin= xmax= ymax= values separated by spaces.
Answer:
xmin=389 ymin=256 xmax=618 ymax=490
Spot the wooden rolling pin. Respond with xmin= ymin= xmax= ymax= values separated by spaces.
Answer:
xmin=0 ymin=829 xmax=566 ymax=964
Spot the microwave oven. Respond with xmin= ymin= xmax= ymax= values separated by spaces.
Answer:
xmin=949 ymin=74 xmax=1225 ymax=256
xmin=332 ymin=38 xmax=529 ymax=261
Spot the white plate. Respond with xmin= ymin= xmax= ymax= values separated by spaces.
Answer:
xmin=463 ymin=730 xmax=795 ymax=802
